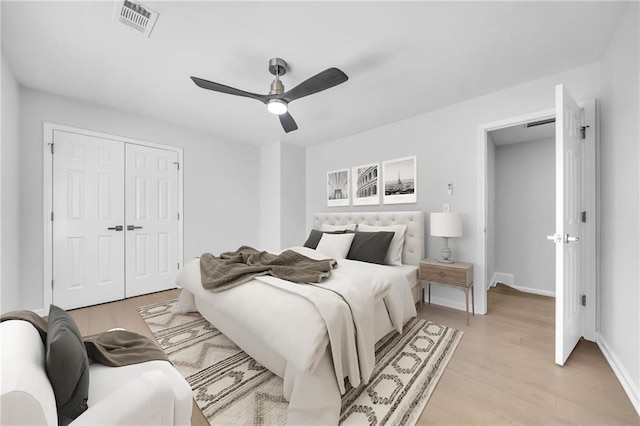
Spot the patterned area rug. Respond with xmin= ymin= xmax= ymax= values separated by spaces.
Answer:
xmin=138 ymin=299 xmax=462 ymax=426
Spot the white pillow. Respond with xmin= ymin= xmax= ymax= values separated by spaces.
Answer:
xmin=315 ymin=233 xmax=355 ymax=259
xmin=357 ymin=224 xmax=407 ymax=266
xmin=320 ymin=223 xmax=357 ymax=232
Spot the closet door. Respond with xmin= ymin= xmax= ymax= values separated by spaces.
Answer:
xmin=52 ymin=131 xmax=126 ymax=310
xmin=125 ymin=144 xmax=179 ymax=297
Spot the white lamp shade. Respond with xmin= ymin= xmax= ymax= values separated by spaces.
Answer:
xmin=430 ymin=212 xmax=463 ymax=237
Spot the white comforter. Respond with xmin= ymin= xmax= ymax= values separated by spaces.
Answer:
xmin=257 ymin=247 xmax=413 ymax=391
xmin=175 ymin=246 xmax=416 ymax=423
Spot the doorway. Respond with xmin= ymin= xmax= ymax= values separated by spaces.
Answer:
xmin=476 ymin=95 xmax=597 ymax=357
xmin=487 ymin=120 xmax=556 ymax=299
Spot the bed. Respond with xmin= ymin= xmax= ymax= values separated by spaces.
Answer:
xmin=175 ymin=211 xmax=424 ymax=425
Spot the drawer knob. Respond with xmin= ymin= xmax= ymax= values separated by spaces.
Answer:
xmin=439 ymin=271 xmax=446 ymax=277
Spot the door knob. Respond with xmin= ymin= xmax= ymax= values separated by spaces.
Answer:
xmin=566 ymin=235 xmax=580 ymax=243
xmin=547 ymin=234 xmax=562 ymax=243
xmin=107 ymin=225 xmax=123 ymax=231
xmin=127 ymin=225 xmax=143 ymax=231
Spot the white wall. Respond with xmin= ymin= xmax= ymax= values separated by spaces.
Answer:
xmin=494 ymin=138 xmax=555 ymax=296
xmin=1 ymin=55 xmax=21 ymax=312
xmin=598 ymin=2 xmax=640 ymax=413
xmin=259 ymin=141 xmax=306 ymax=251
xmin=260 ymin=142 xmax=281 ymax=251
xmin=14 ymin=88 xmax=260 ymax=312
xmin=306 ymin=62 xmax=601 ymax=311
xmin=280 ymin=142 xmax=306 ymax=248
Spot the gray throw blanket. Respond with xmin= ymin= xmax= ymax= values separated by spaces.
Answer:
xmin=200 ymin=245 xmax=337 ymax=292
xmin=0 ymin=310 xmax=168 ymax=366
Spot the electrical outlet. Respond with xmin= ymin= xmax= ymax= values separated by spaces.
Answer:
xmin=444 ymin=203 xmax=450 ymax=212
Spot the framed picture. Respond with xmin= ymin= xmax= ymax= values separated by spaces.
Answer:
xmin=352 ymin=163 xmax=380 ymax=206
xmin=382 ymin=156 xmax=417 ymax=204
xmin=327 ymin=168 xmax=350 ymax=207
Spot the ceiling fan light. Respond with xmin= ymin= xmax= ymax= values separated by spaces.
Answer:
xmin=267 ymin=99 xmax=287 ymax=115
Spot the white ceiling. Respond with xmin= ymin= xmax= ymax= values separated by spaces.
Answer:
xmin=1 ymin=1 xmax=627 ymax=147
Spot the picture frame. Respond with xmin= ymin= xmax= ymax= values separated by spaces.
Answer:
xmin=327 ymin=168 xmax=350 ymax=207
xmin=352 ymin=163 xmax=380 ymax=206
xmin=382 ymin=156 xmax=417 ymax=204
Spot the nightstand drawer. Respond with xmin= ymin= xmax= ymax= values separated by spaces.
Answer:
xmin=420 ymin=262 xmax=473 ymax=287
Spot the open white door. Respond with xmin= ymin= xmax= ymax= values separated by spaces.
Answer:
xmin=552 ymin=84 xmax=584 ymax=365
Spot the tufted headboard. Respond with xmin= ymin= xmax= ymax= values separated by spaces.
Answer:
xmin=312 ymin=211 xmax=425 ymax=266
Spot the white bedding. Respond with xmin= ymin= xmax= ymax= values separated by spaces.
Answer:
xmin=175 ymin=246 xmax=417 ymax=424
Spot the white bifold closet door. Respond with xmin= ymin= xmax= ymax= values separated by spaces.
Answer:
xmin=52 ymin=130 xmax=178 ymax=310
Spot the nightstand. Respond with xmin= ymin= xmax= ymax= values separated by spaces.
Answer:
xmin=419 ymin=258 xmax=474 ymax=325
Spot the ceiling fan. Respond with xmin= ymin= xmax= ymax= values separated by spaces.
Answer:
xmin=190 ymin=58 xmax=348 ymax=133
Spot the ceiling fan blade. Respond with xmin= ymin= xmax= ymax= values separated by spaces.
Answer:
xmin=279 ymin=111 xmax=298 ymax=133
xmin=190 ymin=76 xmax=268 ymax=103
xmin=281 ymin=68 xmax=348 ymax=103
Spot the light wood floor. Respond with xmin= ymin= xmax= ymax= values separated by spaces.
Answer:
xmin=67 ymin=285 xmax=639 ymax=425
xmin=419 ymin=284 xmax=638 ymax=425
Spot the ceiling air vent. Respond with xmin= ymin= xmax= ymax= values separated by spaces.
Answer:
xmin=114 ymin=0 xmax=159 ymax=38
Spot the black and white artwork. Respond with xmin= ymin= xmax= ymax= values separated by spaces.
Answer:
xmin=352 ymin=163 xmax=380 ymax=206
xmin=382 ymin=156 xmax=417 ymax=204
xmin=327 ymin=169 xmax=350 ymax=206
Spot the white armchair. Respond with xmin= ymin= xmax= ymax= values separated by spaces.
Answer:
xmin=0 ymin=320 xmax=192 ymax=425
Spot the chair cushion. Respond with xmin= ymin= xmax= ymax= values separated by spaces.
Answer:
xmin=88 ymin=361 xmax=193 ymax=424
xmin=45 ymin=305 xmax=89 ymax=422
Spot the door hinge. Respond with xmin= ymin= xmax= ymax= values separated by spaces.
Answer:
xmin=173 ymin=161 xmax=180 ymax=170
xmin=177 ymin=212 xmax=180 ymax=220
xmin=177 ymin=262 xmax=180 ymax=269
xmin=51 ymin=212 xmax=54 ymax=221
xmin=51 ymin=279 xmax=54 ymax=289
xmin=581 ymin=211 xmax=587 ymax=223
xmin=580 ymin=125 xmax=590 ymax=139
xmin=581 ymin=295 xmax=586 ymax=306
xmin=48 ymin=143 xmax=54 ymax=154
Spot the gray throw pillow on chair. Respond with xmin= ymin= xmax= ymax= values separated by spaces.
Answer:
xmin=45 ymin=304 xmax=90 ymax=423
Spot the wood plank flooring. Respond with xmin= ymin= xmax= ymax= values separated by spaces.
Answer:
xmin=67 ymin=284 xmax=639 ymax=425
xmin=419 ymin=284 xmax=638 ymax=425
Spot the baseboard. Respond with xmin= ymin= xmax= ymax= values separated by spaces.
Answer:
xmin=596 ymin=333 xmax=640 ymax=417
xmin=487 ymin=273 xmax=497 ymax=290
xmin=493 ymin=272 xmax=514 ymax=287
xmin=491 ymin=272 xmax=555 ymax=297
xmin=510 ymin=284 xmax=555 ymax=298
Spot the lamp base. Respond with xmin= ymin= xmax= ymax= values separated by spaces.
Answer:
xmin=439 ymin=237 xmax=455 ymax=264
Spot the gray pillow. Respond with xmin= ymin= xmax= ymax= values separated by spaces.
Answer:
xmin=46 ymin=304 xmax=89 ymax=423
xmin=346 ymin=231 xmax=395 ymax=264
xmin=303 ymin=229 xmax=346 ymax=249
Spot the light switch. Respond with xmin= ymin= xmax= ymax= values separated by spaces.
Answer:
xmin=447 ymin=183 xmax=453 ymax=195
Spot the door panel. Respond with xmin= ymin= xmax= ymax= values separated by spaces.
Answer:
xmin=555 ymin=84 xmax=583 ymax=365
xmin=53 ymin=131 xmax=125 ymax=310
xmin=125 ymin=144 xmax=179 ymax=297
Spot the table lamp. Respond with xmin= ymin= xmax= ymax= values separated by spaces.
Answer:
xmin=430 ymin=212 xmax=463 ymax=263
